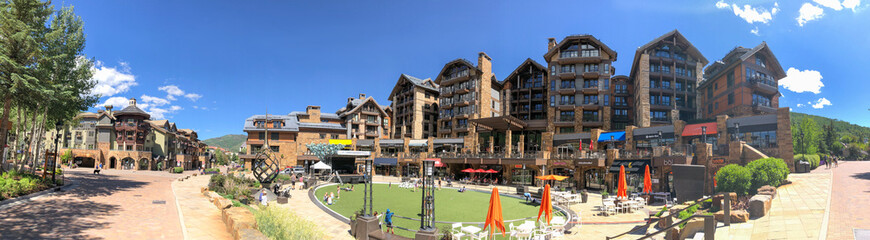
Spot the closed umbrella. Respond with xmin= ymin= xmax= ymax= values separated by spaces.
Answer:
xmin=483 ymin=187 xmax=506 ymax=238
xmin=618 ymin=165 xmax=628 ymax=200
xmin=537 ymin=184 xmax=553 ymax=225
xmin=643 ymin=165 xmax=652 ymax=194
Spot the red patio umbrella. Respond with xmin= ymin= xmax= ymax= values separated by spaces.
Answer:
xmin=618 ymin=165 xmax=628 ymax=200
xmin=484 ymin=169 xmax=499 ymax=173
xmin=537 ymin=184 xmax=553 ymax=225
xmin=483 ymin=187 xmax=506 ymax=238
xmin=475 ymin=169 xmax=487 ymax=173
xmin=643 ymin=165 xmax=652 ymax=194
xmin=461 ymin=168 xmax=475 ymax=173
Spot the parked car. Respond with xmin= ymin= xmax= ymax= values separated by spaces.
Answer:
xmin=292 ymin=166 xmax=305 ymax=175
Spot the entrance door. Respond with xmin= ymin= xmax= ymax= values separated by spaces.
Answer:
xmin=110 ymin=157 xmax=117 ymax=169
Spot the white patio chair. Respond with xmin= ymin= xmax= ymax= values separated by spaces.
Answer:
xmin=470 ymin=231 xmax=488 ymax=240
xmin=451 ymin=223 xmax=466 ymax=240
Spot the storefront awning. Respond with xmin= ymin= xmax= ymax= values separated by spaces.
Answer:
xmin=598 ymin=131 xmax=626 ymax=142
xmin=633 ymin=125 xmax=675 ymax=140
xmin=336 ymin=150 xmax=370 ymax=157
xmin=356 ymin=139 xmax=374 ymax=147
xmin=380 ymin=139 xmax=404 ymax=147
xmin=682 ymin=122 xmax=718 ymax=137
xmin=409 ymin=140 xmax=428 ymax=147
xmin=426 ymin=158 xmax=445 ymax=167
xmin=434 ymin=138 xmax=464 ymax=145
xmin=608 ymin=159 xmax=650 ymax=173
xmin=374 ymin=158 xmax=397 ymax=166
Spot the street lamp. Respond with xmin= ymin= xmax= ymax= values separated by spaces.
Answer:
xmin=657 ymin=131 xmax=663 ymax=147
xmin=363 ymin=159 xmax=373 ymax=217
xmin=734 ymin=123 xmax=741 ymax=142
xmin=701 ymin=126 xmax=707 ymax=144
xmin=420 ymin=159 xmax=436 ymax=231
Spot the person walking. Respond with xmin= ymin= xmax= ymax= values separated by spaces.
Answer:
xmin=290 ymin=174 xmax=297 ymax=189
xmin=834 ymin=156 xmax=839 ymax=168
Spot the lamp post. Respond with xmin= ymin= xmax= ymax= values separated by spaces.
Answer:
xmin=419 ymin=159 xmax=436 ymax=232
xmin=609 ymin=135 xmax=615 ymax=149
xmin=363 ymin=159 xmax=373 ymax=216
xmin=657 ymin=131 xmax=663 ymax=147
xmin=734 ymin=123 xmax=741 ymax=142
xmin=52 ymin=121 xmax=63 ymax=184
xmin=701 ymin=126 xmax=707 ymax=144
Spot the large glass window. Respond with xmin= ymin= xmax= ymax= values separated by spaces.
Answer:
xmin=559 ymin=111 xmax=574 ymax=121
xmin=651 ymin=111 xmax=668 ymax=121
xmin=583 ymin=95 xmax=598 ymax=104
xmin=560 ymin=95 xmax=575 ymax=105
xmin=727 ymin=72 xmax=734 ymax=87
xmin=559 ymin=127 xmax=575 ymax=133
xmin=561 ymin=80 xmax=575 ymax=89
xmin=584 ymin=64 xmax=599 ymax=73
xmin=752 ymin=94 xmax=771 ymax=107
xmin=583 ymin=80 xmax=598 ymax=88
xmin=560 ymin=65 xmax=575 ymax=73
xmin=582 ymin=110 xmax=599 ymax=121
xmin=580 ymin=44 xmax=599 ymax=57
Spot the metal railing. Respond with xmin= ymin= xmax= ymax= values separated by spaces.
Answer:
xmin=607 ymin=194 xmax=719 ymax=240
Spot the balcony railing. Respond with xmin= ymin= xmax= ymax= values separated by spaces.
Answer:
xmin=558 ymin=116 xmax=574 ymax=122
xmin=552 ymin=151 xmax=605 ymax=159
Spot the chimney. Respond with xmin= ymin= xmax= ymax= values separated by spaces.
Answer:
xmin=478 ymin=52 xmax=492 ymax=74
xmin=348 ymin=97 xmax=354 ymax=104
xmin=548 ymin=38 xmax=557 ymax=50
xmin=105 ymin=105 xmax=113 ymax=116
xmin=359 ymin=93 xmax=366 ymax=99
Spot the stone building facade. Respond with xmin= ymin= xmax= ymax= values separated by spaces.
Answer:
xmin=389 ymin=74 xmax=440 ymax=139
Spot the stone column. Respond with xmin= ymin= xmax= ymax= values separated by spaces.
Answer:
xmin=377 ymin=116 xmax=383 ymax=137
xmin=776 ymin=107 xmax=795 ymax=172
xmin=542 ymin=132 xmax=554 ymax=159
xmin=716 ymin=115 xmax=729 ymax=146
xmin=373 ymin=138 xmax=381 ymax=158
xmin=346 ymin=118 xmax=352 ymax=139
xmin=518 ymin=135 xmax=525 ymax=156
xmin=506 ymin=130 xmax=512 ymax=157
xmin=673 ymin=120 xmax=686 ymax=145
xmin=427 ymin=137 xmax=434 ymax=155
xmin=625 ymin=125 xmax=636 ymax=151
xmin=488 ymin=136 xmax=494 ymax=154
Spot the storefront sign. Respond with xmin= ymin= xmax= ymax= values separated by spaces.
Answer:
xmin=552 ymin=161 xmax=568 ymax=166
xmin=712 ymin=158 xmax=725 ymax=165
xmin=652 ymin=179 xmax=659 ymax=184
xmin=575 ymin=161 xmax=594 ymax=166
xmin=514 ymin=164 xmax=522 ymax=168
xmin=336 ymin=150 xmax=371 ymax=157
xmin=664 ymin=159 xmax=674 ymax=166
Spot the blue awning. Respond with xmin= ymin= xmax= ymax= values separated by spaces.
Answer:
xmin=374 ymin=158 xmax=397 ymax=166
xmin=598 ymin=131 xmax=626 ymax=142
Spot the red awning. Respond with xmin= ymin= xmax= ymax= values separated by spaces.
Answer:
xmin=682 ymin=122 xmax=718 ymax=137
xmin=426 ymin=158 xmax=445 ymax=167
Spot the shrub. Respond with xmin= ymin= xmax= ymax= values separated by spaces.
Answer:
xmin=173 ymin=167 xmax=184 ymax=173
xmin=747 ymin=158 xmax=790 ymax=190
xmin=715 ymin=164 xmax=752 ymax=195
xmin=795 ymin=154 xmax=820 ymax=169
xmin=654 ymin=206 xmax=668 ymax=217
xmin=255 ymin=205 xmax=326 ymax=240
xmin=203 ymin=168 xmax=220 ymax=174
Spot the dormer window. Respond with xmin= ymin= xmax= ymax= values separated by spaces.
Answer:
xmin=446 ymin=65 xmax=470 ymax=79
xmin=580 ymin=44 xmax=599 ymax=57
xmin=756 ymin=56 xmax=766 ymax=68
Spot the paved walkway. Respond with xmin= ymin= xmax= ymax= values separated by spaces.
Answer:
xmin=818 ymin=161 xmax=870 ymax=240
xmin=0 ymin=168 xmax=192 ymax=239
xmin=714 ymin=168 xmax=831 ymax=239
xmin=172 ymin=174 xmax=232 ymax=240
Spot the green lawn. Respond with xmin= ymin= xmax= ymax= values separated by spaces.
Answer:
xmin=315 ymin=183 xmax=565 ymax=238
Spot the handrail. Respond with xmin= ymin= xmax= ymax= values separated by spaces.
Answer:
xmin=606 ymin=194 xmax=716 ymax=240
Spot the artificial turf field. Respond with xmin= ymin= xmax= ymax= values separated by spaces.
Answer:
xmin=314 ymin=183 xmax=566 ymax=238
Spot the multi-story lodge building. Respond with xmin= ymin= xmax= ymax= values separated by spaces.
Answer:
xmin=629 ymin=30 xmax=708 ymax=127
xmin=239 ymin=30 xmax=795 ymax=195
xmin=389 ymin=74 xmax=440 ymax=139
xmin=336 ymin=93 xmax=391 ymax=140
xmin=699 ymin=42 xmax=784 ymax=119
xmin=544 ymin=35 xmax=617 ymax=134
xmin=54 ymin=98 xmax=208 ymax=170
xmin=435 ymin=52 xmax=503 ymax=138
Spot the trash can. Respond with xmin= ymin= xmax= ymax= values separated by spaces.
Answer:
xmin=797 ymin=161 xmax=810 ymax=173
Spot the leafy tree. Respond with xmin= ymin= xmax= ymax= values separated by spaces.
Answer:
xmin=793 ymin=118 xmax=819 ymax=154
xmin=214 ymin=149 xmax=228 ymax=165
xmin=819 ymin=121 xmax=836 ymax=155
xmin=305 ymin=143 xmax=343 ymax=166
xmin=0 ymin=0 xmax=53 ymax=163
xmin=59 ymin=149 xmax=72 ymax=164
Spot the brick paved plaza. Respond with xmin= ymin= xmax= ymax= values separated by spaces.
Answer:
xmin=820 ymin=161 xmax=870 ymax=240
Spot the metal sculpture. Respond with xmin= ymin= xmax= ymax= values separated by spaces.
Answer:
xmin=252 ymin=112 xmax=281 ymax=187
xmin=419 ymin=160 xmax=436 ymax=231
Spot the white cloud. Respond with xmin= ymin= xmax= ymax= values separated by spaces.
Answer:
xmin=797 ymin=103 xmax=804 ymax=107
xmin=814 ymin=0 xmax=844 ymax=10
xmin=797 ymin=3 xmax=825 ymax=26
xmin=779 ymin=67 xmax=824 ymax=94
xmin=98 ymin=96 xmax=130 ymax=109
xmin=192 ymin=106 xmax=199 ymax=109
xmin=716 ymin=0 xmax=730 ymax=9
xmin=184 ymin=93 xmax=202 ymax=102
xmin=158 ymin=85 xmax=185 ymax=101
xmin=772 ymin=2 xmax=780 ymax=14
xmin=750 ymin=26 xmax=760 ymax=35
xmin=812 ymin=98 xmax=832 ymax=109
xmin=91 ymin=61 xmax=137 ymax=97
xmin=140 ymin=95 xmax=170 ymax=106
xmin=170 ymin=105 xmax=182 ymax=111
xmin=843 ymin=0 xmax=861 ymax=10
xmin=730 ymin=3 xmax=777 ymax=24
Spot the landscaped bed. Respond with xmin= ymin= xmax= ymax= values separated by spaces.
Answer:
xmin=0 ymin=170 xmax=61 ymax=201
xmin=315 ymin=183 xmax=567 ymax=238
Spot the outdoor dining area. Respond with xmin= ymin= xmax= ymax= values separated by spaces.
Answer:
xmin=460 ymin=168 xmax=501 ymax=185
xmin=448 ymin=185 xmax=571 ymax=240
xmin=597 ymin=165 xmax=652 ymax=216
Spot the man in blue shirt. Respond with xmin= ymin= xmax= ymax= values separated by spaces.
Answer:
xmin=384 ymin=209 xmax=395 ymax=234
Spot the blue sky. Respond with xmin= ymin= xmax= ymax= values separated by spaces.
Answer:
xmin=65 ymin=0 xmax=870 ymax=139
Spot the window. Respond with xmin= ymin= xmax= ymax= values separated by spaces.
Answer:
xmin=270 ymin=132 xmax=279 ymax=141
xmin=727 ymin=72 xmax=734 ymax=87
xmin=583 ymin=95 xmax=598 ymax=105
xmin=560 ymin=65 xmax=575 ymax=73
xmin=583 ymin=64 xmax=599 ymax=73
xmin=258 ymin=132 xmax=265 ymax=140
xmin=650 ymin=80 xmax=658 ymax=89
xmin=651 ymin=111 xmax=668 ymax=122
xmin=560 ymin=50 xmax=578 ymax=58
xmin=728 ymin=93 xmax=734 ymax=105
xmin=583 ymin=80 xmax=598 ymax=88
xmin=752 ymin=94 xmax=771 ymax=107
xmin=561 ymin=80 xmax=575 ymax=89
xmin=662 ymin=81 xmax=671 ymax=89
xmin=580 ymin=44 xmax=598 ymax=57
xmin=707 ymin=87 xmax=713 ymax=98
xmin=603 ymin=79 xmax=609 ymax=90
xmin=708 ymin=104 xmax=713 ymax=114
xmin=550 ymin=95 xmax=556 ymax=106
xmin=655 ymin=49 xmax=670 ymax=58
xmin=560 ymin=95 xmax=575 ymax=105
xmin=270 ymin=146 xmax=280 ymax=152
xmin=319 ymin=133 xmax=326 ymax=139
xmin=662 ymin=96 xmax=671 ymax=106
xmin=614 ymin=97 xmax=627 ymax=106
xmin=457 ymin=119 xmax=468 ymax=127
xmin=272 ymin=121 xmax=282 ymax=128
xmin=756 ymin=56 xmax=766 ymax=68
xmin=715 ymin=102 xmax=719 ymax=109
xmin=559 ymin=111 xmax=574 ymax=121
xmin=550 ymin=78 xmax=556 ymax=90
xmin=559 ymin=127 xmax=575 ymax=133
xmin=583 ymin=110 xmax=599 ymax=121
xmin=604 ymin=95 xmax=609 ymax=106
xmin=714 ymin=82 xmax=718 ymax=90
xmin=550 ymin=66 xmax=556 ymax=76
xmin=604 ymin=63 xmax=610 ymax=74
xmin=614 ymin=109 xmax=628 ymax=117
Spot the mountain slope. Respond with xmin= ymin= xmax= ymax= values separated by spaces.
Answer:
xmin=790 ymin=112 xmax=870 ymax=140
xmin=203 ymin=134 xmax=247 ymax=150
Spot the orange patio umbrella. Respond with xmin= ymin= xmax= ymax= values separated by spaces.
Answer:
xmin=537 ymin=184 xmax=553 ymax=224
xmin=618 ymin=165 xmax=628 ymax=200
xmin=643 ymin=165 xmax=652 ymax=194
xmin=483 ymin=187 xmax=506 ymax=238
xmin=535 ymin=175 xmax=569 ymax=181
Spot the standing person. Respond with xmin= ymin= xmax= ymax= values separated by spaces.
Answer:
xmin=384 ymin=209 xmax=395 ymax=234
xmin=290 ymin=174 xmax=297 ymax=189
xmin=834 ymin=156 xmax=839 ymax=168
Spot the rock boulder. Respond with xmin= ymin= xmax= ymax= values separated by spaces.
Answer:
xmin=222 ymin=207 xmax=257 ymax=240
xmin=712 ymin=192 xmax=738 ymax=209
xmin=678 ymin=218 xmax=707 ymax=240
xmin=749 ymin=195 xmax=772 ymax=218
xmin=714 ymin=210 xmax=750 ymax=223
xmin=757 ymin=185 xmax=777 ymax=199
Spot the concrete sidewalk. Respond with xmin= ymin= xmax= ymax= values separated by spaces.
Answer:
xmin=172 ymin=174 xmax=233 ymax=240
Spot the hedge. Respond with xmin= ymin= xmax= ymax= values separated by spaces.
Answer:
xmin=173 ymin=167 xmax=184 ymax=173
xmin=795 ymin=154 xmax=820 ymax=169
xmin=747 ymin=158 xmax=790 ymax=191
xmin=203 ymin=168 xmax=220 ymax=174
xmin=715 ymin=164 xmax=752 ymax=195
xmin=1 ymin=170 xmax=55 ymax=201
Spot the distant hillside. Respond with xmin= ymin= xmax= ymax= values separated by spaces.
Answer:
xmin=203 ymin=134 xmax=246 ymax=151
xmin=790 ymin=112 xmax=870 ymax=140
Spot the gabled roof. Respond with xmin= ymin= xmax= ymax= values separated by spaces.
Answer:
xmin=336 ymin=96 xmax=388 ymax=117
xmin=502 ymin=58 xmax=547 ymax=86
xmin=150 ymin=119 xmax=169 ymax=126
xmin=543 ymin=34 xmax=617 ymax=60
xmin=699 ymin=42 xmax=786 ymax=88
xmin=630 ymin=30 xmax=708 ymax=80
xmin=244 ymin=114 xmax=299 ymax=132
xmin=433 ymin=58 xmax=479 ymax=84
xmin=388 ymin=74 xmax=439 ymax=100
